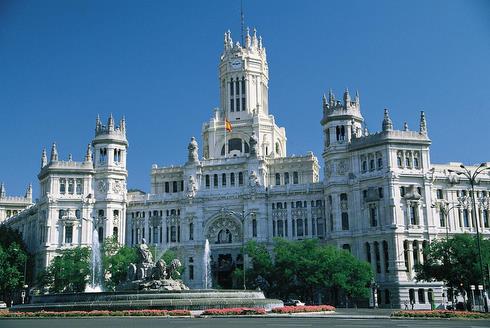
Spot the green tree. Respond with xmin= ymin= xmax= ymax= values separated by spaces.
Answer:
xmin=102 ymin=237 xmax=137 ymax=290
xmin=0 ymin=243 xmax=28 ymax=306
xmin=243 ymin=238 xmax=373 ymax=304
xmin=415 ymin=234 xmax=490 ymax=295
xmin=38 ymin=247 xmax=90 ymax=293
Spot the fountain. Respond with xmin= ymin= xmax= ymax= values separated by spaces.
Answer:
xmin=203 ymin=239 xmax=212 ymax=289
xmin=85 ymin=229 xmax=103 ymax=292
xmin=12 ymin=239 xmax=283 ymax=312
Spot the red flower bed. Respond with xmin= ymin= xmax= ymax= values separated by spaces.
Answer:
xmin=202 ymin=307 xmax=266 ymax=315
xmin=272 ymin=305 xmax=336 ymax=314
xmin=0 ymin=309 xmax=191 ymax=318
xmin=393 ymin=310 xmax=490 ymax=319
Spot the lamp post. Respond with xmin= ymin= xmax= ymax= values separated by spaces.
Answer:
xmin=226 ymin=209 xmax=256 ymax=290
xmin=449 ymin=163 xmax=490 ymax=312
xmin=431 ymin=200 xmax=460 ymax=309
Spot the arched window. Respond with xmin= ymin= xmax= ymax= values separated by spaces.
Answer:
xmin=369 ymin=159 xmax=375 ymax=171
xmin=463 ymin=209 xmax=470 ymax=227
xmin=284 ymin=172 xmax=290 ymax=184
xmin=418 ymin=288 xmax=425 ymax=303
xmin=362 ymin=160 xmax=367 ymax=173
xmin=342 ymin=244 xmax=351 ymax=253
xmin=65 ymin=225 xmax=73 ymax=243
xmin=397 ymin=152 xmax=403 ymax=168
xmin=230 ymin=172 xmax=235 ymax=186
xmin=238 ymin=172 xmax=244 ymax=185
xmin=296 ymin=219 xmax=304 ymax=237
xmin=341 ymin=212 xmax=349 ymax=230
xmin=340 ymin=125 xmax=345 ymax=140
xmin=230 ymin=78 xmax=234 ymax=96
xmin=293 ymin=171 xmax=299 ymax=184
xmin=98 ymin=227 xmax=104 ymax=243
xmin=403 ymin=240 xmax=410 ymax=271
xmin=275 ymin=173 xmax=281 ymax=186
xmin=189 ymin=223 xmax=194 ymax=241
xmin=409 ymin=289 xmax=415 ymax=304
xmin=412 ymin=240 xmax=419 ymax=265
xmin=296 ymin=201 xmax=302 ymax=208
xmin=213 ymin=174 xmax=218 ymax=187
xmin=385 ymin=290 xmax=391 ymax=304
xmin=374 ymin=241 xmax=381 ymax=273
xmin=217 ymin=229 xmax=232 ymax=244
xmin=383 ymin=241 xmax=389 ymax=272
xmin=366 ymin=242 xmax=372 ymax=263
xmin=275 ymin=142 xmax=280 ymax=155
xmin=222 ymin=173 xmax=227 ymax=186
xmin=377 ymin=157 xmax=383 ymax=169
xmin=113 ymin=227 xmax=118 ymax=239
xmin=336 ymin=126 xmax=341 ymax=141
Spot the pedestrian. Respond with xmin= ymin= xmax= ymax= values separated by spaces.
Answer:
xmin=404 ymin=301 xmax=408 ymax=310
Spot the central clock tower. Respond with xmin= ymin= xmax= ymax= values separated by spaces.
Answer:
xmin=92 ymin=114 xmax=128 ymax=244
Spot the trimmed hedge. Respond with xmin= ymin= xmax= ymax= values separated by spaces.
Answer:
xmin=271 ymin=305 xmax=336 ymax=314
xmin=201 ymin=307 xmax=266 ymax=315
xmin=392 ymin=310 xmax=490 ymax=319
xmin=0 ymin=309 xmax=191 ymax=318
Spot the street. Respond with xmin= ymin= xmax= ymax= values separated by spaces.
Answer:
xmin=1 ymin=317 xmax=490 ymax=328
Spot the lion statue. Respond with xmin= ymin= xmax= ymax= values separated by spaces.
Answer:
xmin=151 ymin=259 xmax=167 ymax=280
xmin=166 ymin=259 xmax=182 ymax=279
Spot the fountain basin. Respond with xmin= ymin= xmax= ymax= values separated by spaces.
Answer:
xmin=12 ymin=289 xmax=283 ymax=312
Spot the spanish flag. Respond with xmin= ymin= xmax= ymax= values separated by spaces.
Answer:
xmin=225 ymin=118 xmax=233 ymax=132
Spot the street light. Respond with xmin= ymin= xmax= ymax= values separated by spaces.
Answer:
xmin=448 ymin=162 xmax=490 ymax=312
xmin=431 ymin=200 xmax=460 ymax=309
xmin=225 ymin=209 xmax=256 ymax=290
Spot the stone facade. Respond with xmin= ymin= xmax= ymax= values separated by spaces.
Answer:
xmin=3 ymin=28 xmax=490 ymax=309
xmin=0 ymin=183 xmax=33 ymax=223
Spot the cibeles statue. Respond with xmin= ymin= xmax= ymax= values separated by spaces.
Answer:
xmin=118 ymin=240 xmax=188 ymax=292
xmin=187 ymin=137 xmax=199 ymax=164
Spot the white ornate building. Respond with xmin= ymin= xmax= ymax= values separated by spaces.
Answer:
xmin=3 ymin=28 xmax=489 ymax=309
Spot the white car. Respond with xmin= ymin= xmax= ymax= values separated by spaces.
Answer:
xmin=0 ymin=301 xmax=7 ymax=309
xmin=284 ymin=299 xmax=305 ymax=306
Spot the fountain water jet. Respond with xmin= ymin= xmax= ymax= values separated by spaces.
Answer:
xmin=203 ymin=239 xmax=212 ymax=289
xmin=85 ymin=229 xmax=103 ymax=292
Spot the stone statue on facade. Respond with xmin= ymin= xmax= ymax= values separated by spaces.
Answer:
xmin=187 ymin=137 xmax=199 ymax=163
xmin=249 ymin=131 xmax=258 ymax=157
xmin=186 ymin=176 xmax=197 ymax=199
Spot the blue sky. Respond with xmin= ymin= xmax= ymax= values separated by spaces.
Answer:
xmin=1 ymin=0 xmax=489 ymax=197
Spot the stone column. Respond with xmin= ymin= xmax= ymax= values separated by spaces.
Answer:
xmin=287 ymin=204 xmax=293 ymax=239
xmin=379 ymin=241 xmax=386 ymax=279
xmin=407 ymin=241 xmax=413 ymax=278
xmin=370 ymin=241 xmax=376 ymax=276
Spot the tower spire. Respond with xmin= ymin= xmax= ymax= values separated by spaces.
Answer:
xmin=240 ymin=0 xmax=245 ymax=46
xmin=25 ymin=183 xmax=32 ymax=201
xmin=41 ymin=147 xmax=48 ymax=168
xmin=0 ymin=182 xmax=5 ymax=198
xmin=85 ymin=144 xmax=92 ymax=163
xmin=50 ymin=143 xmax=58 ymax=162
xmin=382 ymin=109 xmax=393 ymax=131
xmin=419 ymin=111 xmax=427 ymax=135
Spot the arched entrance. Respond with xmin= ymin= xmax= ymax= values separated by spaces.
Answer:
xmin=205 ymin=211 xmax=243 ymax=289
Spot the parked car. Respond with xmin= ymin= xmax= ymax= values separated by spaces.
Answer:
xmin=283 ymin=299 xmax=305 ymax=306
xmin=0 ymin=301 xmax=7 ymax=309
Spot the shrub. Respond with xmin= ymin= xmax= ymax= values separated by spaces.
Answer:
xmin=0 ymin=309 xmax=191 ymax=318
xmin=202 ymin=307 xmax=266 ymax=315
xmin=271 ymin=305 xmax=336 ymax=314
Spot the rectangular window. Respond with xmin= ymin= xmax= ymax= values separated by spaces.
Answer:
xmin=205 ymin=175 xmax=210 ymax=188
xmin=189 ymin=265 xmax=194 ymax=280
xmin=222 ymin=173 xmax=227 ymax=186
xmin=236 ymin=80 xmax=240 ymax=96
xmin=230 ymin=172 xmax=235 ymax=186
xmin=275 ymin=173 xmax=281 ymax=186
xmin=436 ymin=189 xmax=443 ymax=199
xmin=236 ymin=97 xmax=240 ymax=111
xmin=242 ymin=97 xmax=246 ymax=111
xmin=65 ymin=225 xmax=73 ymax=243
xmin=173 ymin=181 xmax=178 ymax=192
xmin=76 ymin=179 xmax=83 ymax=194
xmin=165 ymin=182 xmax=170 ymax=193
xmin=293 ymin=171 xmax=299 ymax=184
xmin=378 ymin=187 xmax=384 ymax=198
xmin=284 ymin=172 xmax=290 ymax=184
xmin=241 ymin=78 xmax=245 ymax=94
xmin=252 ymin=219 xmax=257 ymax=237
xmin=60 ymin=179 xmax=66 ymax=194
xmin=68 ymin=179 xmax=74 ymax=194
xmin=238 ymin=172 xmax=243 ymax=186
xmin=370 ymin=206 xmax=377 ymax=227
xmin=171 ymin=226 xmax=177 ymax=242
xmin=341 ymin=212 xmax=349 ymax=230
xmin=230 ymin=81 xmax=234 ymax=96
xmin=213 ymin=174 xmax=218 ymax=187
xmin=230 ymin=98 xmax=234 ymax=112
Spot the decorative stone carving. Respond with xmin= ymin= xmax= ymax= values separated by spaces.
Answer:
xmin=248 ymin=170 xmax=260 ymax=193
xmin=187 ymin=137 xmax=199 ymax=163
xmin=336 ymin=160 xmax=348 ymax=176
xmin=249 ymin=132 xmax=258 ymax=157
xmin=186 ymin=176 xmax=197 ymax=199
xmin=325 ymin=161 xmax=332 ymax=178
xmin=97 ymin=180 xmax=107 ymax=193
xmin=119 ymin=239 xmax=188 ymax=292
xmin=205 ymin=215 xmax=241 ymax=244
xmin=112 ymin=180 xmax=122 ymax=194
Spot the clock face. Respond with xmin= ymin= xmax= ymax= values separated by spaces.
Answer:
xmin=230 ymin=59 xmax=242 ymax=70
